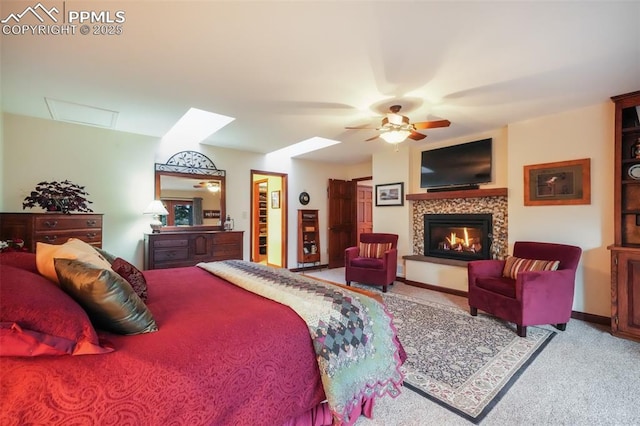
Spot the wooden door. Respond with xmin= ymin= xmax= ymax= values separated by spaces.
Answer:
xmin=357 ymin=185 xmax=373 ymax=240
xmin=327 ymin=179 xmax=357 ymax=268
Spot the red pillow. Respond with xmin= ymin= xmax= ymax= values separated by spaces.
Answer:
xmin=112 ymin=257 xmax=148 ymax=303
xmin=0 ymin=265 xmax=112 ymax=356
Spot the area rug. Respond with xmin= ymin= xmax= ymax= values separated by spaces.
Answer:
xmin=378 ymin=291 xmax=556 ymax=424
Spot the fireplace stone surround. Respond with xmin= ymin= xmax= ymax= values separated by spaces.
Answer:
xmin=410 ymin=192 xmax=508 ymax=263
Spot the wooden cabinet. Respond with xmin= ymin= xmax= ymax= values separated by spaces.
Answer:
xmin=0 ymin=212 xmax=103 ymax=251
xmin=609 ymin=246 xmax=640 ymax=340
xmin=609 ymin=90 xmax=640 ymax=341
xmin=144 ymin=230 xmax=243 ymax=270
xmin=297 ymin=209 xmax=320 ymax=266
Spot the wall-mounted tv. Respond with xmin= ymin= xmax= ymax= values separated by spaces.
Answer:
xmin=420 ymin=138 xmax=492 ymax=189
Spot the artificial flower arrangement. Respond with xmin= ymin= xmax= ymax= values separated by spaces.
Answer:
xmin=0 ymin=239 xmax=26 ymax=252
xmin=22 ymin=180 xmax=93 ymax=214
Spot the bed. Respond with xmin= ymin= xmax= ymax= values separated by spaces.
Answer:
xmin=0 ymin=249 xmax=404 ymax=426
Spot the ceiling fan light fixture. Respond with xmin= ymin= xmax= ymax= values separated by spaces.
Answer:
xmin=206 ymin=182 xmax=220 ymax=192
xmin=380 ymin=128 xmax=412 ymax=144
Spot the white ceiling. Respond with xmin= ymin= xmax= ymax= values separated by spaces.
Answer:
xmin=2 ymin=1 xmax=639 ymax=164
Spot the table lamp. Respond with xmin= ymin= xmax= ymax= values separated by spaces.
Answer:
xmin=143 ymin=200 xmax=169 ymax=233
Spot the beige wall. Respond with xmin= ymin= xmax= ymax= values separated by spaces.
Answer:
xmin=1 ymin=113 xmax=352 ymax=269
xmin=397 ymin=102 xmax=614 ymax=317
xmin=372 ymin=144 xmax=412 ymax=277
xmin=507 ymin=102 xmax=614 ymax=316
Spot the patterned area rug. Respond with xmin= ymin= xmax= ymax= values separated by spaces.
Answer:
xmin=370 ymin=290 xmax=555 ymax=424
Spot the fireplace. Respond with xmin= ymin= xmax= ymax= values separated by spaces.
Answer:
xmin=424 ymin=213 xmax=492 ymax=261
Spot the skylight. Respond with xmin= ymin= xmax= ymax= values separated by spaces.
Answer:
xmin=266 ymin=137 xmax=341 ymax=158
xmin=162 ymin=108 xmax=235 ymax=144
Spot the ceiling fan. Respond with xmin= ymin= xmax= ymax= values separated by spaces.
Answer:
xmin=193 ymin=181 xmax=221 ymax=192
xmin=346 ymin=105 xmax=451 ymax=143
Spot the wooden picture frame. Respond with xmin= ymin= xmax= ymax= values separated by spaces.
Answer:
xmin=375 ymin=182 xmax=404 ymax=206
xmin=524 ymin=158 xmax=591 ymax=206
xmin=271 ymin=190 xmax=280 ymax=209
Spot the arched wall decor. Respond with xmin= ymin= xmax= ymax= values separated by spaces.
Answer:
xmin=155 ymin=151 xmax=226 ymax=177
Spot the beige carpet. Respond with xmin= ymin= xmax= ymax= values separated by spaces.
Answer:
xmin=303 ymin=268 xmax=640 ymax=425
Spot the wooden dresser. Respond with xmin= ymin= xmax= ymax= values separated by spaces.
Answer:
xmin=144 ymin=230 xmax=243 ymax=270
xmin=0 ymin=212 xmax=103 ymax=251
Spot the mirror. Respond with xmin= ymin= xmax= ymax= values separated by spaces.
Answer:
xmin=154 ymin=151 xmax=226 ymax=231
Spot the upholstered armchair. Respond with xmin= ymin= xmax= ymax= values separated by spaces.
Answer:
xmin=345 ymin=233 xmax=398 ymax=293
xmin=468 ymin=241 xmax=582 ymax=337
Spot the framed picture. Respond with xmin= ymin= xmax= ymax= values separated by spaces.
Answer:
xmin=203 ymin=209 xmax=220 ymax=219
xmin=524 ymin=158 xmax=591 ymax=206
xmin=271 ymin=190 xmax=280 ymax=209
xmin=375 ymin=182 xmax=404 ymax=206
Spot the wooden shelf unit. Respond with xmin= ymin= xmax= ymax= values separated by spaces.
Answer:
xmin=609 ymin=90 xmax=640 ymax=341
xmin=297 ymin=209 xmax=320 ymax=266
xmin=253 ymin=180 xmax=268 ymax=263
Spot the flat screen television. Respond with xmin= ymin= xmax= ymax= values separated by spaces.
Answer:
xmin=420 ymin=138 xmax=492 ymax=189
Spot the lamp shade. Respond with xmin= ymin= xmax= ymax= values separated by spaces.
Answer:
xmin=143 ymin=200 xmax=169 ymax=216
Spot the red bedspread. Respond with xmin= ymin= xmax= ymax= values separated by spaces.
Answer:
xmin=0 ymin=267 xmax=327 ymax=425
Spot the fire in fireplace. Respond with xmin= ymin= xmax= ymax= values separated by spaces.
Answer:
xmin=423 ymin=213 xmax=492 ymax=261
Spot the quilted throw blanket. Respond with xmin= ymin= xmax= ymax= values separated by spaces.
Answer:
xmin=197 ymin=260 xmax=404 ymax=425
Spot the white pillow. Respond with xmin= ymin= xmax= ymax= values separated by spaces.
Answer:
xmin=36 ymin=238 xmax=112 ymax=284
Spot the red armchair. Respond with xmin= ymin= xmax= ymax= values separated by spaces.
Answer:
xmin=345 ymin=233 xmax=398 ymax=293
xmin=468 ymin=241 xmax=582 ymax=337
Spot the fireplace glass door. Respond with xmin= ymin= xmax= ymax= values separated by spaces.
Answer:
xmin=424 ymin=214 xmax=492 ymax=261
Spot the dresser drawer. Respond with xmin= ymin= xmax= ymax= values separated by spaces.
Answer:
xmin=153 ymin=238 xmax=189 ymax=249
xmin=35 ymin=230 xmax=102 ymax=246
xmin=34 ymin=215 xmax=102 ymax=231
xmin=153 ymin=248 xmax=189 ymax=262
xmin=0 ymin=213 xmax=104 ymax=252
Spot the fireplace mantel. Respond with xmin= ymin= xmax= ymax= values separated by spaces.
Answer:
xmin=406 ymin=188 xmax=508 ymax=201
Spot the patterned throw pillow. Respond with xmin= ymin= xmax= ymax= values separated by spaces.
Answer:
xmin=502 ymin=255 xmax=560 ymax=279
xmin=358 ymin=242 xmax=393 ymax=259
xmin=112 ymin=257 xmax=148 ymax=303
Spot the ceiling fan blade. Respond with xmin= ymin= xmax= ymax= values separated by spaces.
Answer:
xmin=365 ymin=135 xmax=380 ymax=142
xmin=413 ymin=119 xmax=451 ymax=130
xmin=345 ymin=126 xmax=379 ymax=130
xmin=408 ymin=132 xmax=427 ymax=141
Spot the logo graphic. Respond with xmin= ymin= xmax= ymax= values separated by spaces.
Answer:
xmin=1 ymin=2 xmax=59 ymax=24
xmin=2 ymin=2 xmax=126 ymax=36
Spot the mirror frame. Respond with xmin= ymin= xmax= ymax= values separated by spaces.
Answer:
xmin=155 ymin=151 xmax=226 ymax=232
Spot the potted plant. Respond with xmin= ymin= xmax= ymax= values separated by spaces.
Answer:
xmin=22 ymin=180 xmax=93 ymax=214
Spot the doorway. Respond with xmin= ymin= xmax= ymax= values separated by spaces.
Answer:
xmin=327 ymin=177 xmax=372 ymax=268
xmin=250 ymin=170 xmax=287 ymax=268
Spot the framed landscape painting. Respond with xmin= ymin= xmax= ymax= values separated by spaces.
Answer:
xmin=375 ymin=182 xmax=404 ymax=206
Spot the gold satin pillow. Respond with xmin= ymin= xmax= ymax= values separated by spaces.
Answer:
xmin=54 ymin=258 xmax=158 ymax=335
